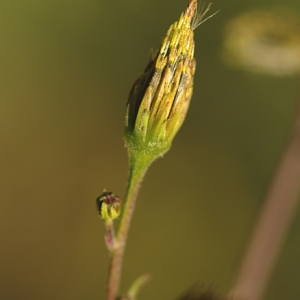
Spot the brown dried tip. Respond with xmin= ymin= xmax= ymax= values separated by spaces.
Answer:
xmin=185 ymin=0 xmax=198 ymax=23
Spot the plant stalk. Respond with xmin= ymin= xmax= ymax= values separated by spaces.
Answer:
xmin=229 ymin=96 xmax=300 ymax=300
xmin=105 ymin=154 xmax=150 ymax=300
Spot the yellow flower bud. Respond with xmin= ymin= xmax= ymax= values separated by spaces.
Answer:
xmin=96 ymin=191 xmax=121 ymax=220
xmin=124 ymin=1 xmax=216 ymax=161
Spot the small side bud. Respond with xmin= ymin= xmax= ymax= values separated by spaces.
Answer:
xmin=96 ymin=191 xmax=121 ymax=220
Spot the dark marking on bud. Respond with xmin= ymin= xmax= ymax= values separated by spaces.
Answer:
xmin=96 ymin=191 xmax=121 ymax=220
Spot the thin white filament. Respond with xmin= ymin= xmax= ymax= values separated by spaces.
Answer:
xmin=191 ymin=2 xmax=220 ymax=30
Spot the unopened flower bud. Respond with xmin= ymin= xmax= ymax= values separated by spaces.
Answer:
xmin=125 ymin=1 xmax=216 ymax=161
xmin=96 ymin=191 xmax=121 ymax=220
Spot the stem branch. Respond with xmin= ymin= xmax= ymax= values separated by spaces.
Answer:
xmin=105 ymin=155 xmax=150 ymax=300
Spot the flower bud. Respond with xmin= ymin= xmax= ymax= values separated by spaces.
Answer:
xmin=96 ymin=191 xmax=121 ymax=220
xmin=124 ymin=0 xmax=211 ymax=160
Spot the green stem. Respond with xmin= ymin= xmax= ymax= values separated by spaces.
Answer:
xmin=104 ymin=219 xmax=115 ymax=251
xmin=105 ymin=153 xmax=152 ymax=300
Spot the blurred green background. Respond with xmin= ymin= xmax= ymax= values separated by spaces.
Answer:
xmin=1 ymin=0 xmax=300 ymax=299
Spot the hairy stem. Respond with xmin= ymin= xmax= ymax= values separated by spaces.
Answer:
xmin=229 ymin=95 xmax=300 ymax=300
xmin=105 ymin=154 xmax=150 ymax=300
xmin=104 ymin=219 xmax=116 ymax=251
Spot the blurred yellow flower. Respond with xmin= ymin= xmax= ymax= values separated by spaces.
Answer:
xmin=222 ymin=7 xmax=300 ymax=76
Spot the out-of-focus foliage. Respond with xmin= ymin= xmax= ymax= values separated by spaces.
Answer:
xmin=0 ymin=1 xmax=299 ymax=300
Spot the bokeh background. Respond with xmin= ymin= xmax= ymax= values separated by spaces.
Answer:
xmin=1 ymin=0 xmax=300 ymax=299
